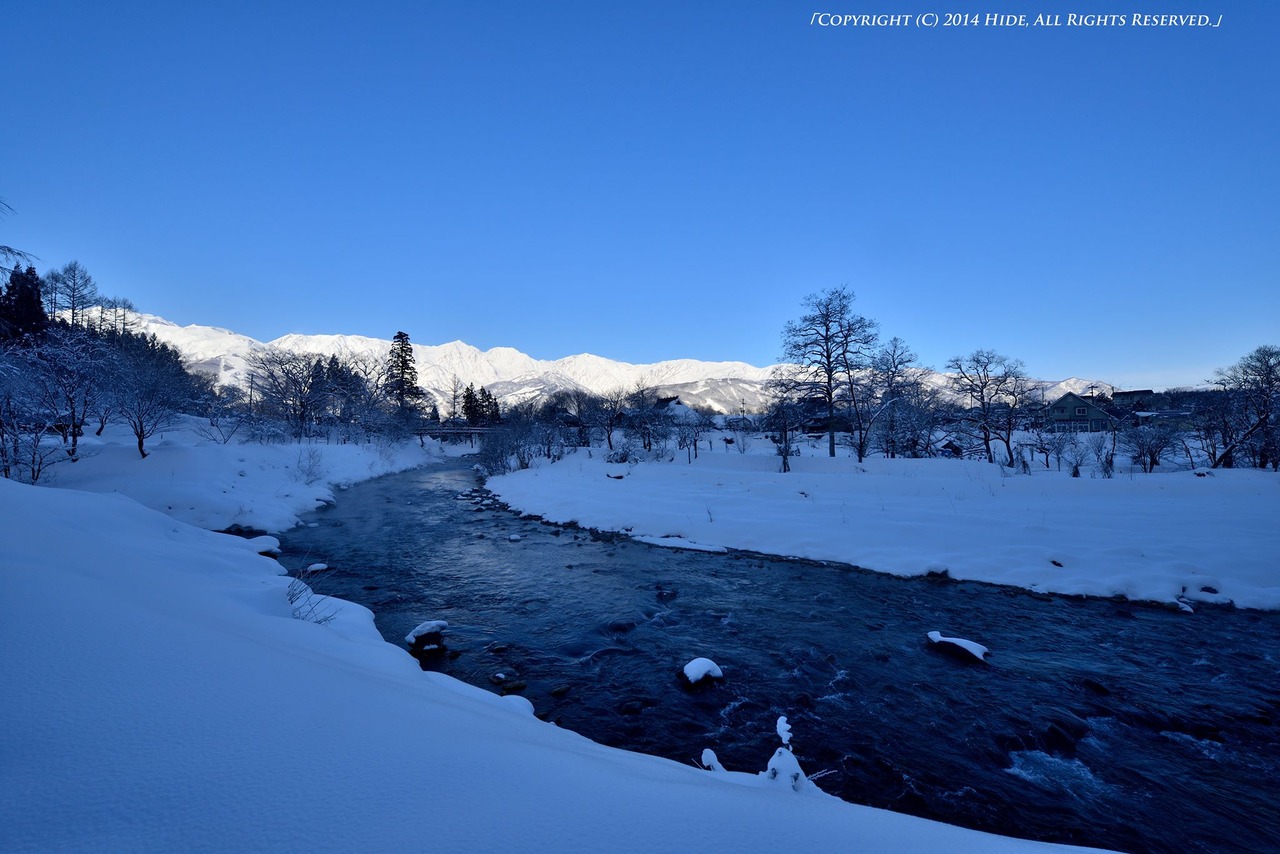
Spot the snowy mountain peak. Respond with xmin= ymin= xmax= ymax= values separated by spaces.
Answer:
xmin=124 ymin=313 xmax=1112 ymax=414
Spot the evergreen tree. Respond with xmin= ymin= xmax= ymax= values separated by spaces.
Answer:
xmin=385 ymin=331 xmax=424 ymax=411
xmin=478 ymin=386 xmax=501 ymax=425
xmin=0 ymin=265 xmax=47 ymax=339
xmin=462 ymin=383 xmax=480 ymax=425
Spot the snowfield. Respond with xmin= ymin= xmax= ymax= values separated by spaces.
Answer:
xmin=0 ymin=424 xmax=1105 ymax=852
xmin=487 ymin=443 xmax=1280 ymax=611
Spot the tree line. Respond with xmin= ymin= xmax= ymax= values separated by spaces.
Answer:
xmin=0 ymin=248 xmax=519 ymax=481
xmin=4 ymin=194 xmax=1273 ymax=481
xmin=771 ymin=286 xmax=1279 ymax=474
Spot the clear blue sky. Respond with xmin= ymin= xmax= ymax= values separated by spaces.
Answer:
xmin=4 ymin=1 xmax=1275 ymax=389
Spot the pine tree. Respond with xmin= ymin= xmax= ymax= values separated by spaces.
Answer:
xmin=461 ymin=383 xmax=480 ymax=425
xmin=478 ymin=386 xmax=501 ymax=425
xmin=0 ymin=265 xmax=47 ymax=339
xmin=385 ymin=331 xmax=424 ymax=412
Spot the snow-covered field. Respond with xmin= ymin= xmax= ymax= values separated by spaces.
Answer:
xmin=487 ymin=440 xmax=1280 ymax=611
xmin=1 ymin=424 xmax=1102 ymax=852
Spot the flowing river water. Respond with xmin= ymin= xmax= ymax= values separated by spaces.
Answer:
xmin=278 ymin=460 xmax=1279 ymax=853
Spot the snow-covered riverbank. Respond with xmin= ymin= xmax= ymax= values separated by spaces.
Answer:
xmin=0 ymin=424 xmax=1102 ymax=851
xmin=486 ymin=445 xmax=1280 ymax=610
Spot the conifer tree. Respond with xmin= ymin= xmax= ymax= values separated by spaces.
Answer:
xmin=385 ymin=331 xmax=424 ymax=412
xmin=0 ymin=265 xmax=47 ymax=339
xmin=478 ymin=386 xmax=501 ymax=425
xmin=461 ymin=383 xmax=480 ymax=425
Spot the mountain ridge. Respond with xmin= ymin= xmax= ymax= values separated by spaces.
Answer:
xmin=127 ymin=313 xmax=1114 ymax=414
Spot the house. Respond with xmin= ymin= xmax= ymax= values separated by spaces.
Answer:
xmin=1111 ymin=389 xmax=1155 ymax=410
xmin=1043 ymin=392 xmax=1116 ymax=433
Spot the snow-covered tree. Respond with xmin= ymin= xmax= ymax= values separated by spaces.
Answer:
xmin=247 ymin=348 xmax=329 ymax=441
xmin=0 ymin=349 xmax=63 ymax=482
xmin=112 ymin=334 xmax=193 ymax=458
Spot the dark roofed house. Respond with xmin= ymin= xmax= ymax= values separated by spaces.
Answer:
xmin=1111 ymin=389 xmax=1156 ymax=410
xmin=1043 ymin=392 xmax=1116 ymax=433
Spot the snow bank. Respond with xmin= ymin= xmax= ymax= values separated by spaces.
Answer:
xmin=488 ymin=448 xmax=1280 ymax=609
xmin=44 ymin=418 xmax=436 ymax=532
xmin=0 ymin=475 xmax=1099 ymax=852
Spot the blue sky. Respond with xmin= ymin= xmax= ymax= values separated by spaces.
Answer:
xmin=3 ymin=1 xmax=1275 ymax=388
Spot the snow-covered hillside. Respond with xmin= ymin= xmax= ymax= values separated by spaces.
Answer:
xmin=126 ymin=313 xmax=1112 ymax=414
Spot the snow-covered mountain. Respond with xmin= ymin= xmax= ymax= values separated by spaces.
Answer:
xmin=131 ymin=314 xmax=778 ymax=413
xmin=131 ymin=314 xmax=1113 ymax=414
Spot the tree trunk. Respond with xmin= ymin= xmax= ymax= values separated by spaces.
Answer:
xmin=827 ymin=401 xmax=836 ymax=457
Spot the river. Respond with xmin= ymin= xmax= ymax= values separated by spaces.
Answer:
xmin=278 ymin=460 xmax=1280 ymax=853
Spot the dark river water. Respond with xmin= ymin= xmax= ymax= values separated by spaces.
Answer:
xmin=278 ymin=461 xmax=1280 ymax=854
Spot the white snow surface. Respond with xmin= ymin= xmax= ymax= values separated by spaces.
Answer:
xmin=683 ymin=657 xmax=725 ymax=683
xmin=0 ymin=426 xmax=1105 ymax=852
xmin=44 ymin=417 xmax=435 ymax=532
xmin=928 ymin=631 xmax=990 ymax=661
xmin=632 ymin=534 xmax=728 ymax=553
xmin=487 ymin=446 xmax=1280 ymax=610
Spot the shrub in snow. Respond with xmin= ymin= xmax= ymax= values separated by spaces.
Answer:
xmin=763 ymin=745 xmax=810 ymax=791
xmin=291 ymin=446 xmax=326 ymax=486
xmin=700 ymin=713 xmax=816 ymax=792
xmin=681 ymin=657 xmax=723 ymax=685
xmin=286 ymin=563 xmax=339 ymax=625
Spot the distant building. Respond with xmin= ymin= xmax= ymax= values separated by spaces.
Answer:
xmin=1111 ymin=389 xmax=1156 ymax=410
xmin=1043 ymin=392 xmax=1116 ymax=433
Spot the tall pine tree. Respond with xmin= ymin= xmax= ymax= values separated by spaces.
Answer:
xmin=461 ymin=383 xmax=480 ymax=425
xmin=0 ymin=265 xmax=47 ymax=339
xmin=385 ymin=331 xmax=425 ymax=415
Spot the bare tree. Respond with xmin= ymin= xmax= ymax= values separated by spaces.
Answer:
xmin=1121 ymin=423 xmax=1179 ymax=473
xmin=88 ymin=296 xmax=138 ymax=335
xmin=446 ymin=373 xmax=464 ymax=425
xmin=246 ymin=348 xmax=329 ymax=441
xmin=626 ymin=379 xmax=672 ymax=453
xmin=673 ymin=405 xmax=713 ymax=463
xmin=945 ymin=349 xmax=1031 ymax=466
xmin=765 ymin=369 xmax=803 ymax=473
xmin=193 ymin=381 xmax=251 ymax=444
xmin=782 ymin=286 xmax=878 ymax=457
xmin=590 ymin=386 xmax=629 ymax=452
xmin=0 ymin=198 xmax=35 ymax=271
xmin=836 ymin=322 xmax=883 ymax=463
xmin=1085 ymin=431 xmax=1115 ymax=477
xmin=1212 ymin=344 xmax=1280 ymax=470
xmin=44 ymin=261 xmax=99 ymax=327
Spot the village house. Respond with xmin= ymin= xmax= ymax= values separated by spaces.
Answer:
xmin=1042 ymin=392 xmax=1116 ymax=433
